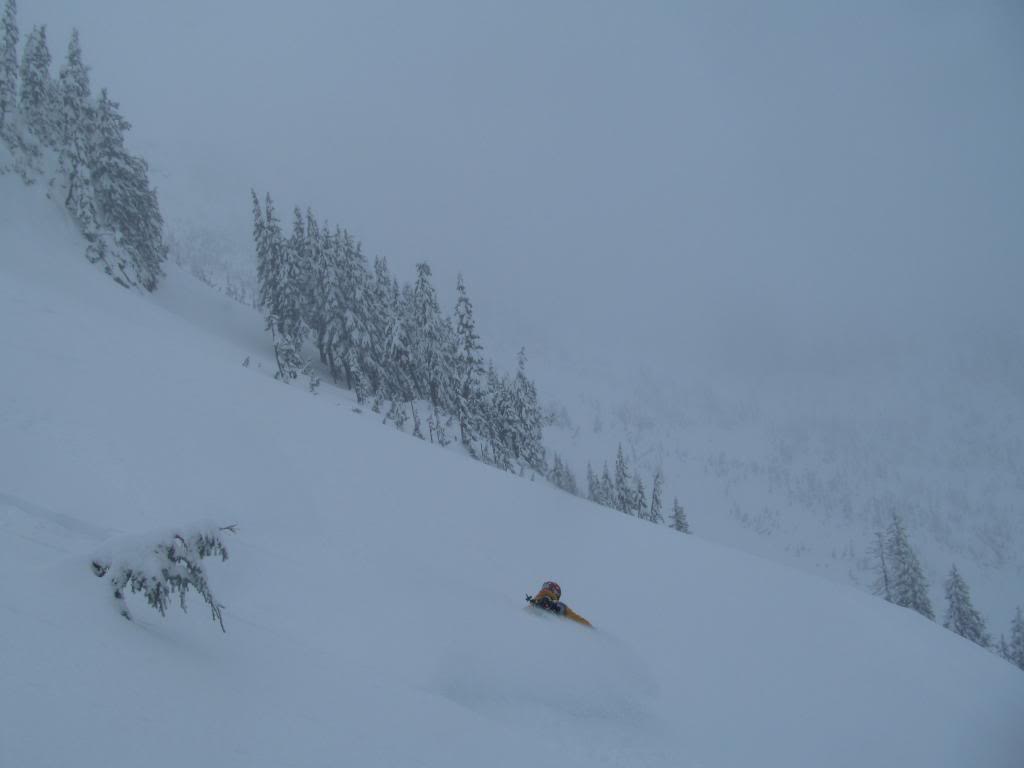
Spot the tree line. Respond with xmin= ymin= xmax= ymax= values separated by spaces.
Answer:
xmin=871 ymin=514 xmax=1024 ymax=670
xmin=546 ymin=443 xmax=692 ymax=534
xmin=251 ymin=192 xmax=546 ymax=476
xmin=0 ymin=1 xmax=166 ymax=290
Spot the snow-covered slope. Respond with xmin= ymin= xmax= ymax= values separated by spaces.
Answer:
xmin=1 ymin=174 xmax=1022 ymax=767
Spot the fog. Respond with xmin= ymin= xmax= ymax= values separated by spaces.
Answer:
xmin=24 ymin=0 xmax=1024 ymax=378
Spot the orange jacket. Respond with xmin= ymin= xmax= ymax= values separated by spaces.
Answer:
xmin=528 ymin=589 xmax=593 ymax=627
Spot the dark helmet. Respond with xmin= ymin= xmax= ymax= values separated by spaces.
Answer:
xmin=539 ymin=581 xmax=561 ymax=600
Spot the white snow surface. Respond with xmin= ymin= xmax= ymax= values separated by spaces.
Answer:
xmin=1 ymin=173 xmax=1022 ymax=767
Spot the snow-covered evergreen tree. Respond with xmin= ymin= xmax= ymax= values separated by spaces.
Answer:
xmin=670 ymin=498 xmax=690 ymax=533
xmin=323 ymin=226 xmax=351 ymax=385
xmin=274 ymin=208 xmax=311 ymax=380
xmin=302 ymin=211 xmax=326 ymax=352
xmin=288 ymin=206 xmax=311 ymax=307
xmin=996 ymin=634 xmax=1011 ymax=663
xmin=56 ymin=29 xmax=96 ymax=231
xmin=454 ymin=273 xmax=485 ymax=446
xmin=942 ymin=564 xmax=990 ymax=648
xmin=364 ymin=254 xmax=390 ymax=380
xmin=510 ymin=348 xmax=545 ymax=473
xmin=91 ymin=525 xmax=234 ymax=632
xmin=252 ymin=192 xmax=304 ymax=381
xmin=869 ymin=530 xmax=892 ymax=602
xmin=549 ymin=452 xmax=579 ymax=496
xmin=405 ymin=262 xmax=455 ymax=411
xmin=586 ymin=462 xmax=598 ymax=503
xmin=614 ymin=444 xmax=633 ymax=514
xmin=1006 ymin=607 xmax=1024 ymax=671
xmin=481 ymin=362 xmax=514 ymax=471
xmin=253 ymin=191 xmax=277 ymax=313
xmin=386 ymin=398 xmax=408 ymax=431
xmin=89 ymin=88 xmax=166 ymax=290
xmin=339 ymin=232 xmax=375 ymax=399
xmin=885 ymin=515 xmax=934 ymax=620
xmin=634 ymin=476 xmax=647 ymax=520
xmin=0 ymin=0 xmax=17 ymax=135
xmin=599 ymin=462 xmax=614 ymax=508
xmin=427 ymin=404 xmax=452 ymax=446
xmin=18 ymin=24 xmax=54 ymax=145
xmin=379 ymin=277 xmax=417 ymax=406
xmin=563 ymin=461 xmax=579 ymax=496
xmin=0 ymin=0 xmax=36 ymax=177
xmin=650 ymin=469 xmax=665 ymax=524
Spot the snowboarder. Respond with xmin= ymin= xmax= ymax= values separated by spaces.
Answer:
xmin=526 ymin=581 xmax=592 ymax=627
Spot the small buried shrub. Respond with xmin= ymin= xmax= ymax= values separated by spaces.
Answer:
xmin=91 ymin=524 xmax=235 ymax=632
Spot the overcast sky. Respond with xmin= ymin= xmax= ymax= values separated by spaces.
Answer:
xmin=24 ymin=0 xmax=1024 ymax=378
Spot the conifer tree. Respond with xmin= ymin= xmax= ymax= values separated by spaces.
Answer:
xmin=303 ymin=211 xmax=330 ymax=360
xmin=670 ymin=498 xmax=690 ymax=533
xmin=599 ymin=462 xmax=614 ymax=508
xmin=614 ymin=444 xmax=633 ymax=514
xmin=550 ymin=453 xmax=562 ymax=486
xmin=510 ymin=348 xmax=545 ymax=473
xmin=346 ymin=237 xmax=376 ymax=399
xmin=650 ymin=469 xmax=665 ymax=524
xmin=19 ymin=25 xmax=54 ymax=145
xmin=55 ymin=31 xmax=91 ymax=207
xmin=386 ymin=398 xmax=408 ymax=431
xmin=885 ymin=515 xmax=934 ymax=620
xmin=0 ymin=0 xmax=17 ymax=134
xmin=869 ymin=530 xmax=892 ymax=602
xmin=323 ymin=227 xmax=350 ymax=384
xmin=562 ymin=460 xmax=579 ymax=496
xmin=288 ymin=207 xmax=311 ymax=305
xmin=378 ymin=279 xmax=417 ymax=406
xmin=634 ymin=476 xmax=647 ymax=520
xmin=325 ymin=227 xmax=373 ymax=397
xmin=89 ymin=88 xmax=166 ymax=290
xmin=548 ymin=453 xmax=579 ymax=495
xmin=586 ymin=462 xmax=598 ymax=503
xmin=996 ymin=634 xmax=1011 ymax=663
xmin=91 ymin=525 xmax=233 ymax=632
xmin=942 ymin=565 xmax=990 ymax=648
xmin=276 ymin=209 xmax=310 ymax=375
xmin=481 ymin=362 xmax=516 ymax=471
xmin=252 ymin=192 xmax=304 ymax=380
xmin=405 ymin=262 xmax=455 ymax=411
xmin=1007 ymin=607 xmax=1024 ymax=671
xmin=454 ymin=273 xmax=485 ymax=445
xmin=252 ymin=190 xmax=276 ymax=312
xmin=57 ymin=29 xmax=95 ymax=230
xmin=366 ymin=255 xmax=401 ymax=397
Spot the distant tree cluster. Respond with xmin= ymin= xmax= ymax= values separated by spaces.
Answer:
xmin=0 ymin=2 xmax=166 ymax=290
xmin=581 ymin=445 xmax=689 ymax=532
xmin=871 ymin=513 xmax=1024 ymax=671
xmin=250 ymin=192 xmax=546 ymax=475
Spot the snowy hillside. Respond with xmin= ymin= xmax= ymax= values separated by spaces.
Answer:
xmin=12 ymin=0 xmax=1021 ymax=643
xmin=2 ymin=162 xmax=1023 ymax=766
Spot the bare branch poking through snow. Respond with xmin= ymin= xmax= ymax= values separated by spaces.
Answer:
xmin=91 ymin=524 xmax=234 ymax=632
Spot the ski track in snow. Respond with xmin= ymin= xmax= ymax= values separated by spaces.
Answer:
xmin=0 ymin=491 xmax=116 ymax=570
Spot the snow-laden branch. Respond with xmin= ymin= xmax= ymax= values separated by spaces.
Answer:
xmin=91 ymin=524 xmax=235 ymax=632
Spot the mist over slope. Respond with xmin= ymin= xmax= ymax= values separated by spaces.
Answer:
xmin=530 ymin=325 xmax=1024 ymax=632
xmin=3 ymin=162 xmax=1023 ymax=767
